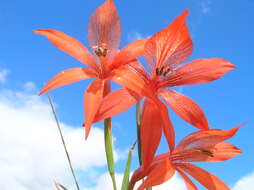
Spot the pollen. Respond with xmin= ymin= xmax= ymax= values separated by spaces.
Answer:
xmin=92 ymin=43 xmax=108 ymax=57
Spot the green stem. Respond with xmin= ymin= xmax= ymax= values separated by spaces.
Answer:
xmin=136 ymin=101 xmax=152 ymax=190
xmin=47 ymin=94 xmax=80 ymax=190
xmin=136 ymin=101 xmax=142 ymax=166
xmin=104 ymin=118 xmax=117 ymax=190
xmin=103 ymin=81 xmax=117 ymax=190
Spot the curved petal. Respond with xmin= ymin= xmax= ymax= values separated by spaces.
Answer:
xmin=39 ymin=68 xmax=96 ymax=95
xmin=111 ymin=65 xmax=153 ymax=98
xmin=173 ymin=142 xmax=242 ymax=163
xmin=144 ymin=10 xmax=193 ymax=73
xmin=88 ymin=0 xmax=121 ymax=55
xmin=141 ymin=99 xmax=163 ymax=170
xmin=33 ymin=29 xmax=98 ymax=70
xmin=109 ymin=39 xmax=148 ymax=69
xmin=174 ymin=125 xmax=242 ymax=152
xmin=137 ymin=159 xmax=175 ymax=190
xmin=177 ymin=163 xmax=229 ymax=190
xmin=154 ymin=99 xmax=175 ymax=152
xmin=94 ymin=88 xmax=140 ymax=122
xmin=162 ymin=58 xmax=236 ymax=87
xmin=159 ymin=89 xmax=209 ymax=130
xmin=176 ymin=168 xmax=198 ymax=190
xmin=129 ymin=167 xmax=146 ymax=190
xmin=84 ymin=79 xmax=104 ymax=139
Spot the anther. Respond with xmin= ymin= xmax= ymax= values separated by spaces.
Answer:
xmin=92 ymin=43 xmax=108 ymax=57
xmin=193 ymin=149 xmax=214 ymax=157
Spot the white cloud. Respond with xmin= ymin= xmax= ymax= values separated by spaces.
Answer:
xmin=0 ymin=85 xmax=119 ymax=190
xmin=232 ymin=172 xmax=254 ymax=190
xmin=0 ymin=69 xmax=8 ymax=84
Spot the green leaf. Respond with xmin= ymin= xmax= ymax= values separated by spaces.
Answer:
xmin=121 ymin=142 xmax=136 ymax=190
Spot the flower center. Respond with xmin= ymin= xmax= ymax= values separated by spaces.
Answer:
xmin=92 ymin=43 xmax=108 ymax=57
xmin=155 ymin=66 xmax=172 ymax=76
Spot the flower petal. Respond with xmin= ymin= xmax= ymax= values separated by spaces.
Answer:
xmin=141 ymin=99 xmax=163 ymax=170
xmin=162 ymin=58 xmax=236 ymax=87
xmin=137 ymin=159 xmax=175 ymax=190
xmin=145 ymin=10 xmax=192 ymax=73
xmin=159 ymin=89 xmax=209 ymax=130
xmin=177 ymin=163 xmax=229 ymax=190
xmin=111 ymin=65 xmax=153 ymax=98
xmin=84 ymin=79 xmax=104 ymax=139
xmin=175 ymin=126 xmax=242 ymax=152
xmin=94 ymin=88 xmax=140 ymax=122
xmin=172 ymin=142 xmax=241 ymax=163
xmin=154 ymin=99 xmax=175 ymax=152
xmin=88 ymin=0 xmax=121 ymax=54
xmin=109 ymin=39 xmax=148 ymax=69
xmin=39 ymin=68 xmax=96 ymax=95
xmin=177 ymin=168 xmax=198 ymax=190
xmin=33 ymin=29 xmax=98 ymax=70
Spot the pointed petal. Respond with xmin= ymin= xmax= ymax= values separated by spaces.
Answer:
xmin=154 ymin=99 xmax=175 ymax=152
xmin=109 ymin=39 xmax=148 ymax=69
xmin=141 ymin=99 xmax=163 ymax=170
xmin=178 ymin=163 xmax=229 ymax=190
xmin=176 ymin=169 xmax=198 ymax=190
xmin=88 ymin=0 xmax=121 ymax=54
xmin=39 ymin=68 xmax=96 ymax=95
xmin=33 ymin=29 xmax=98 ymax=70
xmin=84 ymin=80 xmax=104 ymax=139
xmin=111 ymin=65 xmax=153 ymax=98
xmin=162 ymin=58 xmax=236 ymax=87
xmin=175 ymin=126 xmax=242 ymax=152
xmin=137 ymin=159 xmax=175 ymax=190
xmin=159 ymin=89 xmax=209 ymax=130
xmin=94 ymin=88 xmax=140 ymax=122
xmin=145 ymin=10 xmax=192 ymax=72
xmin=185 ymin=142 xmax=242 ymax=162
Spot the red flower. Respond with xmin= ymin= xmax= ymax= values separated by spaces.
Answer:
xmin=33 ymin=0 xmax=146 ymax=138
xmin=95 ymin=10 xmax=235 ymax=169
xmin=130 ymin=126 xmax=242 ymax=190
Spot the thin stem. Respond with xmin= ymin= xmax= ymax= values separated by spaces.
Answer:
xmin=136 ymin=101 xmax=142 ymax=165
xmin=103 ymin=81 xmax=117 ymax=190
xmin=104 ymin=118 xmax=117 ymax=190
xmin=136 ymin=101 xmax=152 ymax=190
xmin=47 ymin=94 xmax=80 ymax=190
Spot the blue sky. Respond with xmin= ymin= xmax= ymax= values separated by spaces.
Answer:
xmin=0 ymin=0 xmax=254 ymax=189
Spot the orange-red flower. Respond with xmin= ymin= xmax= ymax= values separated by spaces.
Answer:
xmin=95 ymin=10 xmax=235 ymax=169
xmin=129 ymin=126 xmax=242 ymax=190
xmin=33 ymin=0 xmax=146 ymax=138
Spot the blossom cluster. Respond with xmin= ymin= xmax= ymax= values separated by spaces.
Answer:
xmin=34 ymin=0 xmax=242 ymax=189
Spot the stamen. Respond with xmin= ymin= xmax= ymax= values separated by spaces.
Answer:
xmin=163 ymin=68 xmax=171 ymax=76
xmin=155 ymin=66 xmax=172 ymax=76
xmin=92 ymin=43 xmax=108 ymax=57
xmin=159 ymin=66 xmax=165 ymax=75
xmin=193 ymin=149 xmax=214 ymax=157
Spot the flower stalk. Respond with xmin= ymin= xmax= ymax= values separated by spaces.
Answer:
xmin=47 ymin=94 xmax=80 ymax=190
xmin=103 ymin=81 xmax=117 ymax=190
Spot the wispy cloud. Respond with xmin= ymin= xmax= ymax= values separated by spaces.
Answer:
xmin=201 ymin=0 xmax=212 ymax=14
xmin=127 ymin=31 xmax=149 ymax=42
xmin=0 ymin=69 xmax=8 ymax=84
